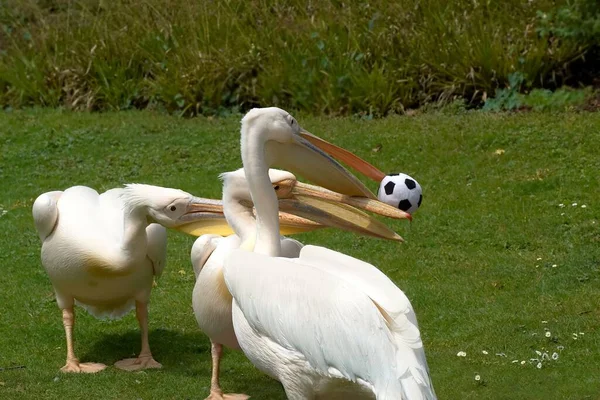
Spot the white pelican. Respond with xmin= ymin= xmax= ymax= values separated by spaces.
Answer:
xmin=32 ymin=184 xmax=226 ymax=373
xmin=221 ymin=107 xmax=436 ymax=399
xmin=190 ymin=168 xmax=409 ymax=400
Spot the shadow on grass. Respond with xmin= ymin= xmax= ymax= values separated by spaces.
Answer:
xmin=81 ymin=328 xmax=210 ymax=375
xmin=80 ymin=328 xmax=285 ymax=396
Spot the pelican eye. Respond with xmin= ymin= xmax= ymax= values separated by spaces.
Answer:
xmin=170 ymin=206 xmax=177 ymax=211
xmin=274 ymin=185 xmax=280 ymax=191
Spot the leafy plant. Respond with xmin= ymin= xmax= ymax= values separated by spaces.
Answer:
xmin=484 ymin=79 xmax=593 ymax=112
xmin=537 ymin=0 xmax=600 ymax=42
xmin=522 ymin=87 xmax=593 ymax=111
xmin=483 ymin=73 xmax=526 ymax=112
xmin=0 ymin=0 xmax=595 ymax=115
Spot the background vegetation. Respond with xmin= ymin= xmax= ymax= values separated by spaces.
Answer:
xmin=1 ymin=1 xmax=599 ymax=398
xmin=1 ymin=0 xmax=598 ymax=116
xmin=1 ymin=109 xmax=599 ymax=399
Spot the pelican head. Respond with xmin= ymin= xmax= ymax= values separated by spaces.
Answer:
xmin=121 ymin=184 xmax=223 ymax=228
xmin=220 ymin=168 xmax=296 ymax=203
xmin=221 ymin=168 xmax=409 ymax=241
xmin=241 ymin=107 xmax=381 ymax=199
xmin=241 ymin=107 xmax=300 ymax=144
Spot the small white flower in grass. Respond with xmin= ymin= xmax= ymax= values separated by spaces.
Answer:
xmin=561 ymin=212 xmax=565 ymax=216
xmin=512 ymin=359 xmax=519 ymax=363
xmin=579 ymin=332 xmax=585 ymax=336
xmin=520 ymin=360 xmax=526 ymax=365
xmin=496 ymin=352 xmax=506 ymax=357
xmin=552 ymin=264 xmax=557 ymax=268
xmin=559 ymin=204 xmax=565 ymax=208
xmin=545 ymin=331 xmax=552 ymax=337
xmin=535 ymin=350 xmax=542 ymax=356
xmin=552 ymin=352 xmax=559 ymax=360
xmin=557 ymin=345 xmax=564 ymax=351
xmin=541 ymin=320 xmax=548 ymax=324
xmin=581 ymin=204 xmax=587 ymax=208
xmin=537 ymin=257 xmax=543 ymax=261
xmin=482 ymin=350 xmax=488 ymax=355
xmin=542 ymin=352 xmax=550 ymax=360
xmin=457 ymin=351 xmax=467 ymax=357
xmin=475 ymin=374 xmax=481 ymax=381
xmin=572 ymin=203 xmax=578 ymax=207
xmin=537 ymin=362 xmax=542 ymax=369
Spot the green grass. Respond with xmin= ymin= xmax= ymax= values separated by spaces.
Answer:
xmin=1 ymin=0 xmax=598 ymax=115
xmin=1 ymin=109 xmax=599 ymax=399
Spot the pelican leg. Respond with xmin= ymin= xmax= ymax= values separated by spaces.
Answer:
xmin=204 ymin=341 xmax=250 ymax=400
xmin=60 ymin=307 xmax=106 ymax=373
xmin=114 ymin=301 xmax=162 ymax=371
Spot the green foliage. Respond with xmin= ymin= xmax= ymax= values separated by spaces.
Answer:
xmin=419 ymin=98 xmax=469 ymax=115
xmin=522 ymin=87 xmax=593 ymax=111
xmin=0 ymin=0 xmax=595 ymax=115
xmin=484 ymin=72 xmax=593 ymax=112
xmin=483 ymin=73 xmax=526 ymax=112
xmin=537 ymin=0 xmax=600 ymax=42
xmin=1 ymin=110 xmax=600 ymax=398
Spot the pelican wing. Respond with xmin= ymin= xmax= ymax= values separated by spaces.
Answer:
xmin=299 ymin=245 xmax=417 ymax=326
xmin=191 ymin=234 xmax=223 ymax=279
xmin=146 ymin=223 xmax=167 ymax=278
xmin=32 ymin=191 xmax=63 ymax=241
xmin=224 ymin=250 xmax=400 ymax=393
xmin=55 ymin=186 xmax=140 ymax=276
xmin=280 ymin=237 xmax=304 ymax=258
xmin=298 ymin=245 xmax=436 ymax=398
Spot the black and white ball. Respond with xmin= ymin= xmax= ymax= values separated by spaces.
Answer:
xmin=377 ymin=173 xmax=422 ymax=214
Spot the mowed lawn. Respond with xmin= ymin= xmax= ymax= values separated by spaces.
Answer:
xmin=0 ymin=109 xmax=598 ymax=399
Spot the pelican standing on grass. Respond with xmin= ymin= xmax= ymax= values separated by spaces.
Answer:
xmin=32 ymin=184 xmax=226 ymax=373
xmin=221 ymin=107 xmax=436 ymax=399
xmin=191 ymin=168 xmax=409 ymax=400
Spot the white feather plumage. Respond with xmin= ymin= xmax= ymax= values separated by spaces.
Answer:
xmin=223 ymin=107 xmax=436 ymax=399
xmin=33 ymin=183 xmax=201 ymax=372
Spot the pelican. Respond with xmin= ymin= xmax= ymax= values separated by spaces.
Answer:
xmin=32 ymin=184 xmax=226 ymax=373
xmin=221 ymin=107 xmax=436 ymax=399
xmin=190 ymin=168 xmax=409 ymax=400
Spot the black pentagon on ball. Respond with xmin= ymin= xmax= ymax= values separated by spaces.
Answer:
xmin=398 ymin=199 xmax=412 ymax=211
xmin=405 ymin=178 xmax=416 ymax=190
xmin=418 ymin=194 xmax=422 ymax=207
xmin=384 ymin=181 xmax=396 ymax=195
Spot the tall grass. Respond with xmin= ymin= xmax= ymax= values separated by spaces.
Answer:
xmin=0 ymin=0 xmax=596 ymax=115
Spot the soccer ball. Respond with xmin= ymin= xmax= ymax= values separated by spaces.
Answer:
xmin=377 ymin=173 xmax=422 ymax=214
